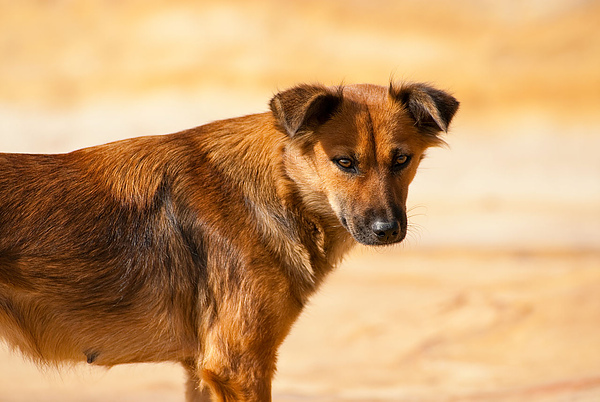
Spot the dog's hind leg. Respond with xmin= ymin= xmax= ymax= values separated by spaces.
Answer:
xmin=182 ymin=358 xmax=214 ymax=402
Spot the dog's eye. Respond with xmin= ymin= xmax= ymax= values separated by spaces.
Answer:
xmin=337 ymin=159 xmax=352 ymax=168
xmin=395 ymin=155 xmax=408 ymax=165
xmin=334 ymin=158 xmax=356 ymax=172
xmin=392 ymin=154 xmax=411 ymax=170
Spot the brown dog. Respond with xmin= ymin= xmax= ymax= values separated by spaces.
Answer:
xmin=0 ymin=82 xmax=458 ymax=401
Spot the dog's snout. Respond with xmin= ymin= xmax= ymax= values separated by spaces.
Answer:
xmin=371 ymin=219 xmax=400 ymax=243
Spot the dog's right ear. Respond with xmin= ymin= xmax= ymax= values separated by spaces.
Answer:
xmin=270 ymin=84 xmax=342 ymax=137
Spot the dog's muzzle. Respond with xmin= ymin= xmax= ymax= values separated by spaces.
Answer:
xmin=340 ymin=211 xmax=407 ymax=246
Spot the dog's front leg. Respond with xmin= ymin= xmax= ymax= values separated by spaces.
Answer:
xmin=182 ymin=358 xmax=214 ymax=402
xmin=200 ymin=345 xmax=275 ymax=402
xmin=198 ymin=316 xmax=285 ymax=402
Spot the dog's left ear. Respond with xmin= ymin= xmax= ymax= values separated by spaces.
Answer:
xmin=389 ymin=83 xmax=459 ymax=133
xmin=270 ymin=84 xmax=342 ymax=137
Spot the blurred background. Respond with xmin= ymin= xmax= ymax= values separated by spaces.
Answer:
xmin=0 ymin=0 xmax=599 ymax=400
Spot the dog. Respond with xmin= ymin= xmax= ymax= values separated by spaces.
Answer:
xmin=0 ymin=82 xmax=458 ymax=401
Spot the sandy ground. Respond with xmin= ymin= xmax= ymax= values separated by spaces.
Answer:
xmin=1 ymin=1 xmax=599 ymax=401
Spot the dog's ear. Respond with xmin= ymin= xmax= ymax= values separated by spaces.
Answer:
xmin=389 ymin=83 xmax=459 ymax=133
xmin=270 ymin=84 xmax=342 ymax=137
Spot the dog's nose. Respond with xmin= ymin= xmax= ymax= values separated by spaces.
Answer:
xmin=371 ymin=219 xmax=400 ymax=243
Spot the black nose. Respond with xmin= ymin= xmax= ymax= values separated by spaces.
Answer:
xmin=371 ymin=219 xmax=400 ymax=243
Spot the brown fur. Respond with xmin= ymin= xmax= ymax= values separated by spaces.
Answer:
xmin=0 ymin=82 xmax=458 ymax=401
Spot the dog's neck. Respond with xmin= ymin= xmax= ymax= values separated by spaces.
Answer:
xmin=279 ymin=140 xmax=356 ymax=282
xmin=275 ymin=172 xmax=355 ymax=299
xmin=193 ymin=114 xmax=355 ymax=299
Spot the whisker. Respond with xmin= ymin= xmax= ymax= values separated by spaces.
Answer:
xmin=407 ymin=204 xmax=428 ymax=217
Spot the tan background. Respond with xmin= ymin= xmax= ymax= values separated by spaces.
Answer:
xmin=1 ymin=1 xmax=599 ymax=401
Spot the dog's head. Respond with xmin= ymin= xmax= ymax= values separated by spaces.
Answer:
xmin=271 ymin=82 xmax=458 ymax=246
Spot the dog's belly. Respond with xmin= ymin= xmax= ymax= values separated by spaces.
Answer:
xmin=0 ymin=283 xmax=198 ymax=366
xmin=0 ymin=265 xmax=199 ymax=366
